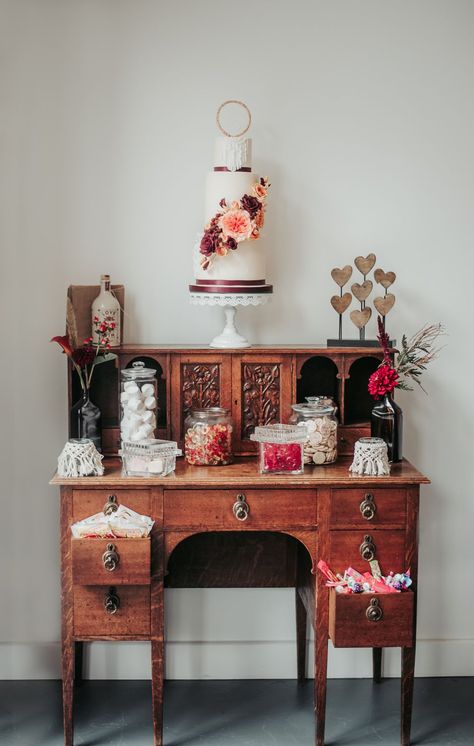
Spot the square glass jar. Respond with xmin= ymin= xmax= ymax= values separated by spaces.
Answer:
xmin=250 ymin=424 xmax=307 ymax=475
xmin=120 ymin=439 xmax=180 ymax=477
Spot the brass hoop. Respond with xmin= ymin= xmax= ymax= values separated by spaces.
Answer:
xmin=216 ymin=100 xmax=252 ymax=138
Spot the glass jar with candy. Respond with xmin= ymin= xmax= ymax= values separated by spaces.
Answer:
xmin=120 ymin=362 xmax=158 ymax=444
xmin=250 ymin=424 xmax=307 ymax=474
xmin=289 ymin=399 xmax=338 ymax=465
xmin=184 ymin=407 xmax=233 ymax=466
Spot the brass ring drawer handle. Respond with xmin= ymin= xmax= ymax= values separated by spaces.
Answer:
xmin=360 ymin=493 xmax=376 ymax=521
xmin=366 ymin=597 xmax=383 ymax=622
xmin=104 ymin=587 xmax=120 ymax=615
xmin=233 ymin=494 xmax=249 ymax=522
xmin=359 ymin=534 xmax=376 ymax=562
xmin=103 ymin=494 xmax=119 ymax=515
xmin=102 ymin=543 xmax=119 ymax=572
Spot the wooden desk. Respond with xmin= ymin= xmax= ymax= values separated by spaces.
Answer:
xmin=51 ymin=456 xmax=429 ymax=746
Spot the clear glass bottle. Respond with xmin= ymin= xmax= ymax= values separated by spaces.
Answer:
xmin=250 ymin=424 xmax=307 ymax=474
xmin=184 ymin=407 xmax=233 ymax=466
xmin=289 ymin=400 xmax=338 ymax=465
xmin=120 ymin=362 xmax=158 ymax=443
xmin=91 ymin=274 xmax=121 ymax=347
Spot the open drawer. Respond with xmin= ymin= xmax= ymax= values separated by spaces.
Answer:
xmin=329 ymin=589 xmax=414 ymax=648
xmin=72 ymin=537 xmax=151 ymax=585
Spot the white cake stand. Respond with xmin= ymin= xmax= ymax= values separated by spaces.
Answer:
xmin=189 ymin=292 xmax=270 ymax=348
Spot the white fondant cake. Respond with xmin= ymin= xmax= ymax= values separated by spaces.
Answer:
xmin=190 ymin=133 xmax=272 ymax=294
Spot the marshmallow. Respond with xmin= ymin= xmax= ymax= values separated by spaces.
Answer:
xmin=141 ymin=383 xmax=155 ymax=397
xmin=124 ymin=382 xmax=139 ymax=394
xmin=148 ymin=458 xmax=164 ymax=474
xmin=144 ymin=396 xmax=156 ymax=410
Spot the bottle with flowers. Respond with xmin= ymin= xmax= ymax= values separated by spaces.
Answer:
xmin=52 ymin=317 xmax=117 ymax=451
xmin=369 ymin=316 xmax=444 ymax=462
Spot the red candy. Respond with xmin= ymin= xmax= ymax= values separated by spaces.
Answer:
xmin=185 ymin=423 xmax=232 ymax=466
xmin=262 ymin=442 xmax=302 ymax=472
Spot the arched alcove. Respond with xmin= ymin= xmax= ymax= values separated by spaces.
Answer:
xmin=345 ymin=356 xmax=380 ymax=424
xmin=296 ymin=356 xmax=339 ymax=407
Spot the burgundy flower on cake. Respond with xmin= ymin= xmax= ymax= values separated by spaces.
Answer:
xmin=241 ymin=194 xmax=260 ymax=219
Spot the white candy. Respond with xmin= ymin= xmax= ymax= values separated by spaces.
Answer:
xmin=141 ymin=423 xmax=154 ymax=437
xmin=141 ymin=383 xmax=155 ymax=397
xmin=144 ymin=396 xmax=156 ymax=410
xmin=128 ymin=397 xmax=145 ymax=412
xmin=120 ymin=391 xmax=130 ymax=403
xmin=142 ymin=410 xmax=155 ymax=424
xmin=124 ymin=382 xmax=139 ymax=394
xmin=148 ymin=458 xmax=164 ymax=474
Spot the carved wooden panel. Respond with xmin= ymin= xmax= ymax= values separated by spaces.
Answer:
xmin=182 ymin=362 xmax=221 ymax=424
xmin=242 ymin=362 xmax=281 ymax=439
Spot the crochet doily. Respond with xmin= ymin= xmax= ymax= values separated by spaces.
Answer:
xmin=349 ymin=437 xmax=390 ymax=476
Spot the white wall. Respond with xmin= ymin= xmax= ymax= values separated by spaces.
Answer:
xmin=1 ymin=0 xmax=473 ymax=680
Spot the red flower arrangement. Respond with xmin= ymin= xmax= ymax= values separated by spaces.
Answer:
xmin=51 ymin=317 xmax=117 ymax=392
xmin=199 ymin=177 xmax=270 ymax=270
xmin=368 ymin=316 xmax=445 ymax=400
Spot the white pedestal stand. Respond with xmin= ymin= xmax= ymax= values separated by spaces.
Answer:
xmin=189 ymin=292 xmax=270 ymax=349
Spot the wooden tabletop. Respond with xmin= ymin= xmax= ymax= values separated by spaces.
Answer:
xmin=50 ymin=457 xmax=429 ymax=488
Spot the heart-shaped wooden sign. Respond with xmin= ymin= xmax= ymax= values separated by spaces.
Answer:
xmin=374 ymin=293 xmax=395 ymax=316
xmin=331 ymin=265 xmax=353 ymax=287
xmin=351 ymin=280 xmax=373 ymax=302
xmin=374 ymin=268 xmax=396 ymax=289
xmin=354 ymin=253 xmax=376 ymax=276
xmin=330 ymin=292 xmax=352 ymax=315
xmin=350 ymin=307 xmax=372 ymax=329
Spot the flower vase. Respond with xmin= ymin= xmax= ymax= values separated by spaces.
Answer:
xmin=370 ymin=393 xmax=403 ymax=463
xmin=70 ymin=390 xmax=102 ymax=452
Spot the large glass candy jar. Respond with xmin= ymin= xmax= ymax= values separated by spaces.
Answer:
xmin=184 ymin=407 xmax=233 ymax=466
xmin=290 ymin=400 xmax=338 ymax=465
xmin=120 ymin=362 xmax=158 ymax=443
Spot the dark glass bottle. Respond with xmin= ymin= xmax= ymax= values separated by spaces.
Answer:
xmin=70 ymin=390 xmax=102 ymax=452
xmin=370 ymin=393 xmax=403 ymax=463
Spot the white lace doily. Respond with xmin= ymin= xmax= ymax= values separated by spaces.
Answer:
xmin=349 ymin=437 xmax=390 ymax=476
xmin=189 ymin=292 xmax=270 ymax=307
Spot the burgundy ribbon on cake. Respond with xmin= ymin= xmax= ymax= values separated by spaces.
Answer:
xmin=213 ymin=167 xmax=251 ymax=172
xmin=195 ymin=279 xmax=265 ymax=286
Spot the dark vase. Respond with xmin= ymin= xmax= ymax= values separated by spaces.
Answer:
xmin=371 ymin=393 xmax=403 ymax=463
xmin=70 ymin=390 xmax=102 ymax=452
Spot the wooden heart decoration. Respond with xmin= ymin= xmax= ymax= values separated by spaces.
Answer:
xmin=350 ymin=307 xmax=372 ymax=329
xmin=351 ymin=280 xmax=373 ymax=302
xmin=331 ymin=265 xmax=353 ymax=287
xmin=374 ymin=293 xmax=395 ymax=316
xmin=374 ymin=269 xmax=396 ymax=289
xmin=330 ymin=292 xmax=352 ymax=315
xmin=354 ymin=253 xmax=376 ymax=276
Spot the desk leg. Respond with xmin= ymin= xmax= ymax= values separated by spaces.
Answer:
xmin=62 ymin=639 xmax=74 ymax=746
xmin=151 ymin=640 xmax=164 ymax=746
xmin=401 ymin=646 xmax=415 ymax=746
xmin=373 ymin=647 xmax=382 ymax=683
xmin=315 ymin=585 xmax=328 ymax=746
xmin=295 ymin=589 xmax=307 ymax=681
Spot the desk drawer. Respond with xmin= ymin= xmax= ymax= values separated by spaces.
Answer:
xmin=329 ymin=589 xmax=414 ymax=647
xmin=74 ymin=586 xmax=150 ymax=637
xmin=72 ymin=489 xmax=151 ymax=522
xmin=330 ymin=488 xmax=406 ymax=528
xmin=164 ymin=489 xmax=316 ymax=529
xmin=329 ymin=530 xmax=405 ymax=575
xmin=72 ymin=538 xmax=151 ymax=585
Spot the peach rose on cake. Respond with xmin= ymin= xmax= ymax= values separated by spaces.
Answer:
xmin=250 ymin=226 xmax=260 ymax=240
xmin=252 ymin=183 xmax=267 ymax=201
xmin=219 ymin=208 xmax=252 ymax=242
xmin=255 ymin=209 xmax=265 ymax=229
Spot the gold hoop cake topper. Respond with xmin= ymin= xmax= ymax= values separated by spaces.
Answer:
xmin=216 ymin=100 xmax=252 ymax=138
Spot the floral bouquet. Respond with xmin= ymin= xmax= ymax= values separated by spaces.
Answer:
xmin=52 ymin=317 xmax=117 ymax=392
xmin=368 ymin=316 xmax=445 ymax=400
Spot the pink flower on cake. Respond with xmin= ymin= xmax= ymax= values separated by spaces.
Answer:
xmin=219 ymin=208 xmax=252 ymax=242
xmin=215 ymin=243 xmax=228 ymax=256
xmin=252 ymin=183 xmax=267 ymax=201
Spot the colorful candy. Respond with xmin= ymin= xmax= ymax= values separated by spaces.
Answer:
xmin=262 ymin=442 xmax=303 ymax=473
xmin=185 ymin=422 xmax=233 ymax=466
xmin=317 ymin=560 xmax=412 ymax=594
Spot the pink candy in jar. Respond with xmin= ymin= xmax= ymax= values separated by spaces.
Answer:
xmin=184 ymin=408 xmax=233 ymax=466
xmin=250 ymin=424 xmax=307 ymax=474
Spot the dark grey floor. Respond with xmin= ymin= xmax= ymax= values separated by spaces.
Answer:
xmin=1 ymin=678 xmax=473 ymax=745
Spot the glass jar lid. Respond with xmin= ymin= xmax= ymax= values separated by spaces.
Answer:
xmin=292 ymin=401 xmax=335 ymax=416
xmin=189 ymin=407 xmax=230 ymax=419
xmin=121 ymin=438 xmax=180 ymax=455
xmin=121 ymin=361 xmax=157 ymax=380
xmin=250 ymin=424 xmax=308 ymax=444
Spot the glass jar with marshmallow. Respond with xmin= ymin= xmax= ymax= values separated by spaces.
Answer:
xmin=120 ymin=362 xmax=158 ymax=444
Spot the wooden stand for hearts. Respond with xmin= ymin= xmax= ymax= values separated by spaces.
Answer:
xmin=327 ymin=254 xmax=396 ymax=347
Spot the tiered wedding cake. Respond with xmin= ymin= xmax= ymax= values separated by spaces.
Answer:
xmin=189 ymin=102 xmax=272 ymax=295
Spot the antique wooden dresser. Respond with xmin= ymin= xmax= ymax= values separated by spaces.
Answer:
xmin=52 ymin=345 xmax=429 ymax=745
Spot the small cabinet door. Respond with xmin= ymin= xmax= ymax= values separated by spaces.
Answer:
xmin=171 ymin=354 xmax=232 ymax=445
xmin=232 ymin=354 xmax=293 ymax=454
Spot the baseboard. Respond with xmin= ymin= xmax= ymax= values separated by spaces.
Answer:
xmin=1 ymin=639 xmax=473 ymax=680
